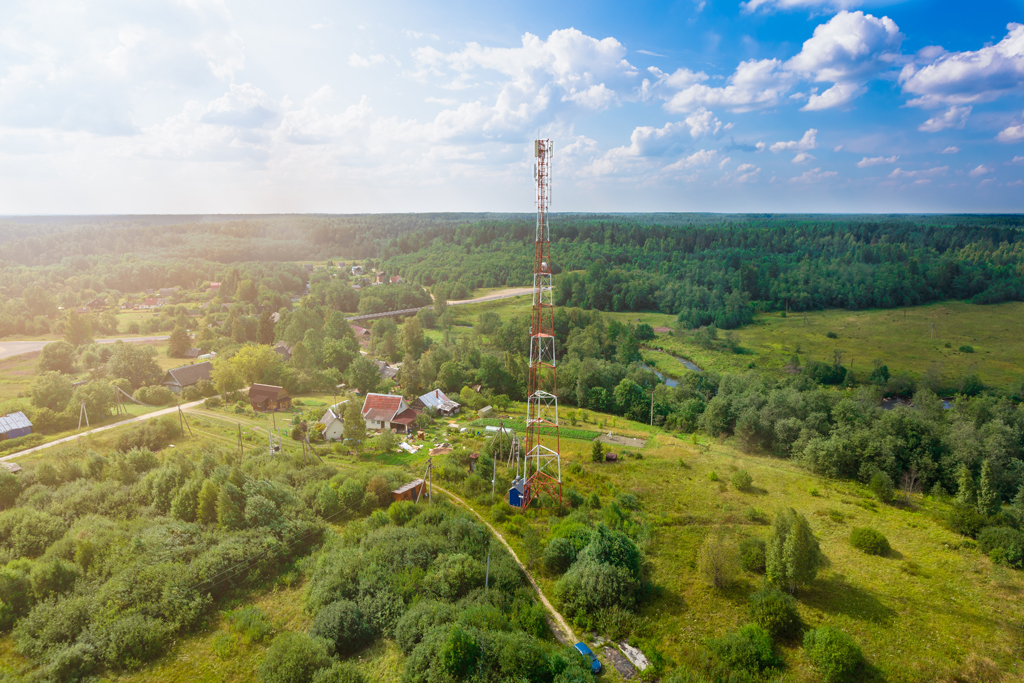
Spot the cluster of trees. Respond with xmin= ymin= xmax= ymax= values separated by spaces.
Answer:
xmin=268 ymin=500 xmax=596 ymax=683
xmin=381 ymin=214 xmax=1024 ymax=329
xmin=697 ymin=372 xmax=1024 ymax=520
xmin=0 ymin=440 xmax=418 ymax=681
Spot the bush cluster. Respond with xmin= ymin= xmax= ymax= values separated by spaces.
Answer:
xmin=849 ymin=527 xmax=891 ymax=556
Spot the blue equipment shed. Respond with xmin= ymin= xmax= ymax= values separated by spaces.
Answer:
xmin=508 ymin=477 xmax=527 ymax=508
xmin=0 ymin=412 xmax=32 ymax=440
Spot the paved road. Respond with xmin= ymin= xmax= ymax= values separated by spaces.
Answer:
xmin=347 ymin=287 xmax=533 ymax=323
xmin=0 ymin=398 xmax=204 ymax=462
xmin=0 ymin=336 xmax=169 ymax=362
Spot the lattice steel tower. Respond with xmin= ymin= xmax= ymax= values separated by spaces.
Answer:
xmin=523 ymin=139 xmax=561 ymax=509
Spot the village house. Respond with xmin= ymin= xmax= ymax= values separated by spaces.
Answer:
xmin=389 ymin=276 xmax=404 ymax=284
xmin=274 ymin=341 xmax=293 ymax=362
xmin=361 ymin=393 xmax=418 ymax=433
xmin=160 ymin=362 xmax=213 ymax=394
xmin=391 ymin=479 xmax=425 ymax=503
xmin=351 ymin=265 xmax=363 ymax=276
xmin=208 ymin=282 xmax=221 ymax=295
xmin=375 ymin=360 xmax=400 ymax=382
xmin=248 ymin=384 xmax=292 ymax=412
xmin=317 ymin=406 xmax=345 ymax=441
xmin=414 ymin=389 xmax=460 ymax=417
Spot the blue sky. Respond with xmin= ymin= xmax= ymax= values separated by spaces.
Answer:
xmin=1 ymin=0 xmax=1024 ymax=214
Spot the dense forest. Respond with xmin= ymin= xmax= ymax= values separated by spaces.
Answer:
xmin=3 ymin=214 xmax=1024 ymax=339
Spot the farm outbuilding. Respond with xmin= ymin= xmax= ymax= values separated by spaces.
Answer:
xmin=508 ymin=477 xmax=527 ymax=508
xmin=0 ymin=412 xmax=32 ymax=440
xmin=318 ymin=407 xmax=345 ymax=441
xmin=392 ymin=479 xmax=425 ymax=503
xmin=160 ymin=362 xmax=213 ymax=394
xmin=414 ymin=389 xmax=460 ymax=416
xmin=249 ymin=384 xmax=292 ymax=412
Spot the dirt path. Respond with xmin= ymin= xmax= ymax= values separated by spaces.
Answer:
xmin=1 ymin=398 xmax=205 ymax=461
xmin=432 ymin=483 xmax=577 ymax=645
xmin=0 ymin=335 xmax=169 ymax=361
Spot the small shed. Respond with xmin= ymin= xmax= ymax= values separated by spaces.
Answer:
xmin=478 ymin=406 xmax=494 ymax=418
xmin=468 ymin=452 xmax=479 ymax=473
xmin=0 ymin=412 xmax=33 ymax=441
xmin=508 ymin=476 xmax=527 ymax=508
xmin=605 ymin=452 xmax=618 ymax=462
xmin=249 ymin=384 xmax=292 ymax=412
xmin=415 ymin=389 xmax=460 ymax=416
xmin=392 ymin=479 xmax=425 ymax=503
xmin=1 ymin=462 xmax=22 ymax=474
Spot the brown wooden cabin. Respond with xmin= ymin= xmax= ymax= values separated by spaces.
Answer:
xmin=392 ymin=479 xmax=425 ymax=503
xmin=248 ymin=384 xmax=292 ymax=412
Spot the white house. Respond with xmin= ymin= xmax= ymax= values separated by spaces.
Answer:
xmin=318 ymin=406 xmax=345 ymax=441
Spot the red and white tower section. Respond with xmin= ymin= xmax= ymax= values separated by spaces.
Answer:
xmin=523 ymin=139 xmax=561 ymax=509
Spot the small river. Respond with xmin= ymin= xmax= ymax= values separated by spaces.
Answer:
xmin=639 ymin=352 xmax=703 ymax=388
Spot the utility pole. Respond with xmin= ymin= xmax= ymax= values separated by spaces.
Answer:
xmin=415 ymin=458 xmax=433 ymax=504
xmin=650 ymin=388 xmax=655 ymax=427
xmin=238 ymin=424 xmax=244 ymax=460
xmin=178 ymin=405 xmax=193 ymax=437
xmin=485 ymin=546 xmax=491 ymax=589
xmin=78 ymin=401 xmax=89 ymax=430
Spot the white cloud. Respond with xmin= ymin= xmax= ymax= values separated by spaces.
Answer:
xmin=793 ymin=152 xmax=816 ymax=163
xmin=833 ymin=144 xmax=843 ymax=152
xmin=770 ymin=128 xmax=818 ymax=153
xmin=785 ymin=11 xmax=902 ymax=111
xmin=718 ymin=156 xmax=732 ymax=169
xmin=918 ymin=106 xmax=971 ymax=132
xmin=1007 ymin=156 xmax=1024 ymax=165
xmin=663 ymin=149 xmax=717 ymax=170
xmin=660 ymin=59 xmax=795 ymax=113
xmin=900 ymin=23 xmax=1024 ymax=107
xmin=636 ymin=49 xmax=666 ymax=57
xmin=856 ymin=155 xmax=899 ymax=167
xmin=889 ymin=165 xmax=948 ymax=179
xmin=940 ymin=146 xmax=960 ymax=154
xmin=791 ymin=167 xmax=838 ymax=183
xmin=349 ymin=53 xmax=389 ymax=67
xmin=968 ymin=164 xmax=993 ymax=177
xmin=684 ymin=108 xmax=726 ymax=138
xmin=735 ymin=163 xmax=761 ymax=183
xmin=997 ymin=118 xmax=1024 ymax=143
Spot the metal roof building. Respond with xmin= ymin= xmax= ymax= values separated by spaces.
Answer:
xmin=414 ymin=389 xmax=460 ymax=416
xmin=0 ymin=412 xmax=33 ymax=440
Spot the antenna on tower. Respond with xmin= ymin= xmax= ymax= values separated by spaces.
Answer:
xmin=519 ymin=138 xmax=562 ymax=511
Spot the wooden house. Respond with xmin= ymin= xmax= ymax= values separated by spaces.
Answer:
xmin=249 ymin=384 xmax=292 ymax=412
xmin=414 ymin=389 xmax=460 ymax=416
xmin=0 ymin=412 xmax=33 ymax=441
xmin=160 ymin=362 xmax=213 ymax=394
xmin=391 ymin=479 xmax=425 ymax=503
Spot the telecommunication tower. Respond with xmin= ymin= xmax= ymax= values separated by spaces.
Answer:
xmin=522 ymin=139 xmax=561 ymax=509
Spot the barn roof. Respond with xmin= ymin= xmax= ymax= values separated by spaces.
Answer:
xmin=392 ymin=478 xmax=424 ymax=495
xmin=0 ymin=412 xmax=32 ymax=434
xmin=249 ymin=384 xmax=289 ymax=402
xmin=417 ymin=389 xmax=460 ymax=412
xmin=162 ymin=362 xmax=213 ymax=388
xmin=362 ymin=393 xmax=405 ymax=422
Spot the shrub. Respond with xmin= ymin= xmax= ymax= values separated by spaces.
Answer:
xmin=697 ymin=532 xmax=738 ymax=589
xmin=588 ymin=493 xmax=601 ymax=509
xmin=748 ymin=587 xmax=799 ymax=638
xmin=555 ymin=559 xmax=640 ymax=619
xmin=978 ymin=527 xmax=1024 ymax=568
xmin=731 ymin=470 xmax=753 ymax=490
xmin=947 ymin=504 xmax=987 ymax=538
xmin=388 ymin=501 xmax=418 ymax=526
xmin=825 ymin=331 xmax=838 ymax=339
xmin=132 ymin=385 xmax=175 ymax=406
xmin=225 ymin=606 xmax=275 ymax=644
xmin=490 ymin=503 xmax=510 ymax=523
xmin=803 ymin=626 xmax=864 ymax=682
xmin=708 ymin=623 xmax=779 ymax=673
xmin=849 ymin=527 xmax=891 ymax=556
xmin=313 ymin=662 xmax=366 ymax=683
xmin=590 ymin=442 xmax=604 ymax=463
xmin=204 ymin=396 xmax=224 ymax=409
xmin=707 ymin=470 xmax=719 ymax=482
xmin=258 ymin=632 xmax=333 ymax=683
xmin=309 ymin=599 xmax=375 ymax=657
xmin=739 ymin=536 xmax=766 ymax=573
xmin=97 ymin=613 xmax=169 ymax=670
xmin=959 ymin=345 xmax=974 ymax=353
xmin=542 ymin=537 xmax=576 ymax=575
xmin=868 ymin=471 xmax=895 ymax=504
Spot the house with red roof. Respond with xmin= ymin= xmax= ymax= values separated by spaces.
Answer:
xmin=361 ymin=393 xmax=418 ymax=434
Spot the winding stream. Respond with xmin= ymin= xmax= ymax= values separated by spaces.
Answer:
xmin=639 ymin=350 xmax=704 ymax=387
